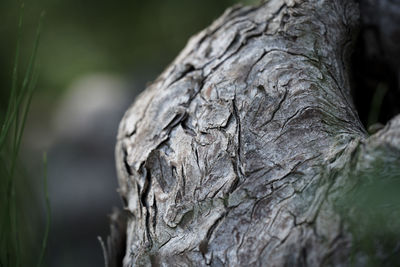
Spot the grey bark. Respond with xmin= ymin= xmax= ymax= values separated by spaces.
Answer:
xmin=114 ymin=0 xmax=400 ymax=266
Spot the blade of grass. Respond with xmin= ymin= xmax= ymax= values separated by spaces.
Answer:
xmin=0 ymin=5 xmax=24 ymax=266
xmin=0 ymin=6 xmax=45 ymax=267
xmin=10 ymin=69 xmax=39 ymax=267
xmin=0 ymin=4 xmax=24 ymax=152
xmin=37 ymin=152 xmax=50 ymax=267
xmin=6 ymin=9 xmax=44 ymax=191
xmin=16 ymin=68 xmax=39 ymax=151
xmin=15 ymin=11 xmax=45 ymax=153
xmin=12 ymin=5 xmax=24 ymax=161
xmin=1 ymin=3 xmax=24 ymax=144
xmin=13 ymin=11 xmax=44 ymax=153
xmin=9 ymin=13 xmax=44 ymax=266
xmin=0 ymin=7 xmax=44 ymax=152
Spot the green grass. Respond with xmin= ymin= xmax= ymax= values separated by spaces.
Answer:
xmin=0 ymin=5 xmax=50 ymax=267
xmin=37 ymin=152 xmax=50 ymax=267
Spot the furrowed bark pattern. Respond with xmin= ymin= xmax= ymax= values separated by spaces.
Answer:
xmin=115 ymin=0 xmax=400 ymax=266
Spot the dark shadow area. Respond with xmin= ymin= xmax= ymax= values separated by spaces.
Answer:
xmin=351 ymin=0 xmax=400 ymax=130
xmin=351 ymin=29 xmax=400 ymax=129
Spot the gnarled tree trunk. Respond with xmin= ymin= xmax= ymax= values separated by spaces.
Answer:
xmin=113 ymin=0 xmax=400 ymax=266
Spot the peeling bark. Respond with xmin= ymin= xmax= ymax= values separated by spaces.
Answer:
xmin=114 ymin=0 xmax=400 ymax=266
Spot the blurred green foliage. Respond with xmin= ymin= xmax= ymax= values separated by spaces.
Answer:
xmin=338 ymin=158 xmax=400 ymax=266
xmin=0 ymin=0 xmax=259 ymax=105
xmin=0 ymin=6 xmax=47 ymax=266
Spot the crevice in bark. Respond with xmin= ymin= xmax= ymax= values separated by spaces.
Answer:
xmin=351 ymin=0 xmax=400 ymax=130
xmin=140 ymin=166 xmax=153 ymax=251
xmin=122 ymin=146 xmax=133 ymax=176
xmin=351 ymin=32 xmax=399 ymax=129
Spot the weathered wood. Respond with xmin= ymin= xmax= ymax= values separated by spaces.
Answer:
xmin=114 ymin=0 xmax=400 ymax=265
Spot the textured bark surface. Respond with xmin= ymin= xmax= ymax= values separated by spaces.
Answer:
xmin=115 ymin=0 xmax=400 ymax=266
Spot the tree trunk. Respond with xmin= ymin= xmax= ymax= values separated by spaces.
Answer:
xmin=114 ymin=0 xmax=400 ymax=266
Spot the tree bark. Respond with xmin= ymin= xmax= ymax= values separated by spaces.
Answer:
xmin=114 ymin=0 xmax=400 ymax=266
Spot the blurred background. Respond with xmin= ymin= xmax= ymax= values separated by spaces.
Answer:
xmin=0 ymin=0 xmax=257 ymax=266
